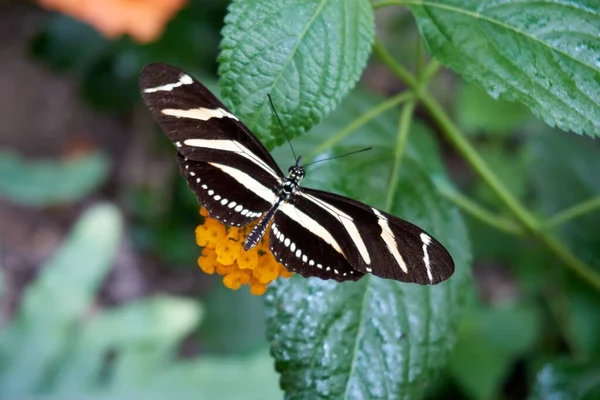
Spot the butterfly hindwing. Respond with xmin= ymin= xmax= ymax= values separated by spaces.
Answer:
xmin=286 ymin=188 xmax=454 ymax=284
xmin=178 ymin=154 xmax=272 ymax=227
xmin=268 ymin=206 xmax=363 ymax=282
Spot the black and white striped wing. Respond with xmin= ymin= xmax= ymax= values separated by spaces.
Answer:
xmin=269 ymin=202 xmax=364 ymax=281
xmin=271 ymin=188 xmax=454 ymax=284
xmin=139 ymin=63 xmax=283 ymax=226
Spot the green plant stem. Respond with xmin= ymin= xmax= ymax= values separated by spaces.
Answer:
xmin=311 ymin=91 xmax=413 ymax=156
xmin=421 ymin=59 xmax=442 ymax=85
xmin=386 ymin=101 xmax=416 ymax=211
xmin=544 ymin=197 xmax=600 ymax=230
xmin=373 ymin=40 xmax=419 ymax=91
xmin=372 ymin=0 xmax=410 ymax=10
xmin=374 ymin=37 xmax=600 ymax=292
xmin=437 ymin=184 xmax=524 ymax=236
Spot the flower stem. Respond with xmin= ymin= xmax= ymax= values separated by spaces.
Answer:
xmin=311 ymin=91 xmax=413 ymax=156
xmin=437 ymin=184 xmax=524 ymax=235
xmin=544 ymin=197 xmax=600 ymax=230
xmin=386 ymin=101 xmax=416 ymax=211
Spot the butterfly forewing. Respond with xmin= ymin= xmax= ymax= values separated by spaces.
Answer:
xmin=140 ymin=63 xmax=284 ymax=224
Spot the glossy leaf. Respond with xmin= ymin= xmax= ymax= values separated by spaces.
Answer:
xmin=410 ymin=0 xmax=600 ymax=137
xmin=266 ymin=102 xmax=471 ymax=398
xmin=219 ymin=0 xmax=375 ymax=149
xmin=0 ymin=151 xmax=109 ymax=207
xmin=0 ymin=204 xmax=123 ymax=396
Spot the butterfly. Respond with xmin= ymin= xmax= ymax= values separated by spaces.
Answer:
xmin=139 ymin=63 xmax=454 ymax=284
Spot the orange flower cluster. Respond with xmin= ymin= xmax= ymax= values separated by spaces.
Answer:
xmin=37 ymin=0 xmax=187 ymax=43
xmin=195 ymin=208 xmax=293 ymax=296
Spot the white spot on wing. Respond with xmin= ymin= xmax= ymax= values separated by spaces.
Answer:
xmin=372 ymin=208 xmax=408 ymax=273
xmin=162 ymin=107 xmax=239 ymax=121
xmin=143 ymin=73 xmax=193 ymax=93
xmin=420 ymin=233 xmax=433 ymax=282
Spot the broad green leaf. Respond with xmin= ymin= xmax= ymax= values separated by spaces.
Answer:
xmin=410 ymin=0 xmax=600 ymax=137
xmin=54 ymin=296 xmax=202 ymax=391
xmin=528 ymin=130 xmax=600 ymax=359
xmin=448 ymin=301 xmax=541 ymax=400
xmin=0 ymin=151 xmax=109 ymax=207
xmin=529 ymin=359 xmax=600 ymax=400
xmin=219 ymin=0 xmax=375 ymax=149
xmin=455 ymin=81 xmax=530 ymax=135
xmin=266 ymin=102 xmax=471 ymax=398
xmin=29 ymin=351 xmax=282 ymax=400
xmin=0 ymin=204 xmax=122 ymax=396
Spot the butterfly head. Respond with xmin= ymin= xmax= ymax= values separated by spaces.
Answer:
xmin=287 ymin=165 xmax=305 ymax=184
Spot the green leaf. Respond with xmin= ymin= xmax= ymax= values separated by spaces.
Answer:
xmin=54 ymin=296 xmax=202 ymax=391
xmin=265 ymin=101 xmax=471 ymax=398
xmin=30 ymin=350 xmax=282 ymax=400
xmin=410 ymin=0 xmax=600 ymax=137
xmin=529 ymin=359 xmax=600 ymax=400
xmin=219 ymin=0 xmax=375 ymax=149
xmin=145 ymin=350 xmax=282 ymax=400
xmin=455 ymin=81 xmax=530 ymax=135
xmin=528 ymin=130 xmax=600 ymax=359
xmin=448 ymin=301 xmax=541 ymax=400
xmin=0 ymin=151 xmax=109 ymax=207
xmin=0 ymin=204 xmax=122 ymax=396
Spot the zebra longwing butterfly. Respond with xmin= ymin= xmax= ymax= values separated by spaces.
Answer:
xmin=139 ymin=63 xmax=454 ymax=285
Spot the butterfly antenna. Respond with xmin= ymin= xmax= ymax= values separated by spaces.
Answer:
xmin=267 ymin=93 xmax=298 ymax=162
xmin=303 ymin=147 xmax=373 ymax=168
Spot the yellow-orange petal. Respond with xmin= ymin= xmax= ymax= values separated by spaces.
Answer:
xmin=279 ymin=264 xmax=294 ymax=278
xmin=238 ymin=248 xmax=259 ymax=270
xmin=223 ymin=269 xmax=252 ymax=290
xmin=215 ymin=262 xmax=236 ymax=276
xmin=250 ymin=280 xmax=268 ymax=296
xmin=253 ymin=258 xmax=280 ymax=284
xmin=195 ymin=224 xmax=211 ymax=247
xmin=227 ymin=227 xmax=240 ymax=241
xmin=203 ymin=219 xmax=227 ymax=249
xmin=216 ymin=239 xmax=242 ymax=265
xmin=197 ymin=248 xmax=217 ymax=274
xmin=199 ymin=207 xmax=209 ymax=217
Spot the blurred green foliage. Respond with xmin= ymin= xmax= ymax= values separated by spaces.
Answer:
xmin=0 ymin=151 xmax=109 ymax=207
xmin=0 ymin=0 xmax=598 ymax=399
xmin=0 ymin=204 xmax=280 ymax=399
